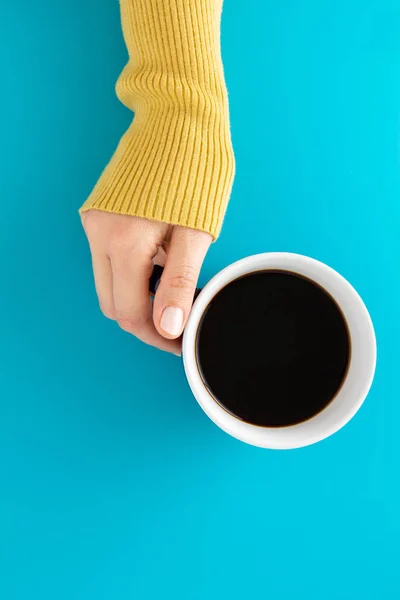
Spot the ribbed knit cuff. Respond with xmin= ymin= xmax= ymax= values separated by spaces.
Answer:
xmin=80 ymin=0 xmax=235 ymax=239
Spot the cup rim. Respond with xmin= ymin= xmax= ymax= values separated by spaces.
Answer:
xmin=182 ymin=253 xmax=376 ymax=449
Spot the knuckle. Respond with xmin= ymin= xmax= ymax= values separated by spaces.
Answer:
xmin=116 ymin=312 xmax=149 ymax=334
xmin=165 ymin=265 xmax=197 ymax=293
xmin=108 ymin=231 xmax=131 ymax=254
xmin=108 ymin=232 xmax=157 ymax=263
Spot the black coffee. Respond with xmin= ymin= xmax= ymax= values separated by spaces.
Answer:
xmin=196 ymin=270 xmax=350 ymax=427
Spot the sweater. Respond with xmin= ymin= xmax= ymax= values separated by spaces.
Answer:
xmin=80 ymin=0 xmax=235 ymax=239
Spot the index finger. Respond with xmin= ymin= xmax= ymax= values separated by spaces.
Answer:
xmin=111 ymin=247 xmax=181 ymax=355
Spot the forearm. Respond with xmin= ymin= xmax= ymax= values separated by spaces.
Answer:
xmin=81 ymin=0 xmax=235 ymax=239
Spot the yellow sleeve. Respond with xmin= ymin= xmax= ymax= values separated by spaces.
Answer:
xmin=80 ymin=0 xmax=235 ymax=239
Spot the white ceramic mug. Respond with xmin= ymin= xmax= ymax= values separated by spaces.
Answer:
xmin=173 ymin=253 xmax=375 ymax=449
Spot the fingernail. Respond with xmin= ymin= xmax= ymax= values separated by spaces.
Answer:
xmin=160 ymin=307 xmax=184 ymax=336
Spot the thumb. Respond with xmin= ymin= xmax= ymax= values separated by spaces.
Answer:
xmin=153 ymin=226 xmax=212 ymax=339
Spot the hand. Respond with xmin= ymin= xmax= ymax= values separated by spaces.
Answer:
xmin=81 ymin=210 xmax=211 ymax=354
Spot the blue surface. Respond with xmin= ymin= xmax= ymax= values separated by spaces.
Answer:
xmin=1 ymin=1 xmax=399 ymax=598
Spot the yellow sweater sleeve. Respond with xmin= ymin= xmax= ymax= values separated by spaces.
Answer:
xmin=80 ymin=0 xmax=235 ymax=239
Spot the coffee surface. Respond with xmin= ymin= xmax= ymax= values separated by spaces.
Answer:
xmin=196 ymin=270 xmax=350 ymax=427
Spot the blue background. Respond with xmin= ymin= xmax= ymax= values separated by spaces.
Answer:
xmin=1 ymin=1 xmax=399 ymax=598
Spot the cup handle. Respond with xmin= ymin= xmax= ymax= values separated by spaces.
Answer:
xmin=149 ymin=264 xmax=202 ymax=301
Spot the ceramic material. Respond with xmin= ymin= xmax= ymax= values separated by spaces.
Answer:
xmin=183 ymin=253 xmax=376 ymax=449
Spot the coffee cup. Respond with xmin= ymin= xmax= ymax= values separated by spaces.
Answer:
xmin=151 ymin=253 xmax=376 ymax=449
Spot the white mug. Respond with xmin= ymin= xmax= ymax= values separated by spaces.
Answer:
xmin=177 ymin=253 xmax=376 ymax=450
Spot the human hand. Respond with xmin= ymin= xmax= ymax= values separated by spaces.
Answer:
xmin=81 ymin=210 xmax=211 ymax=355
